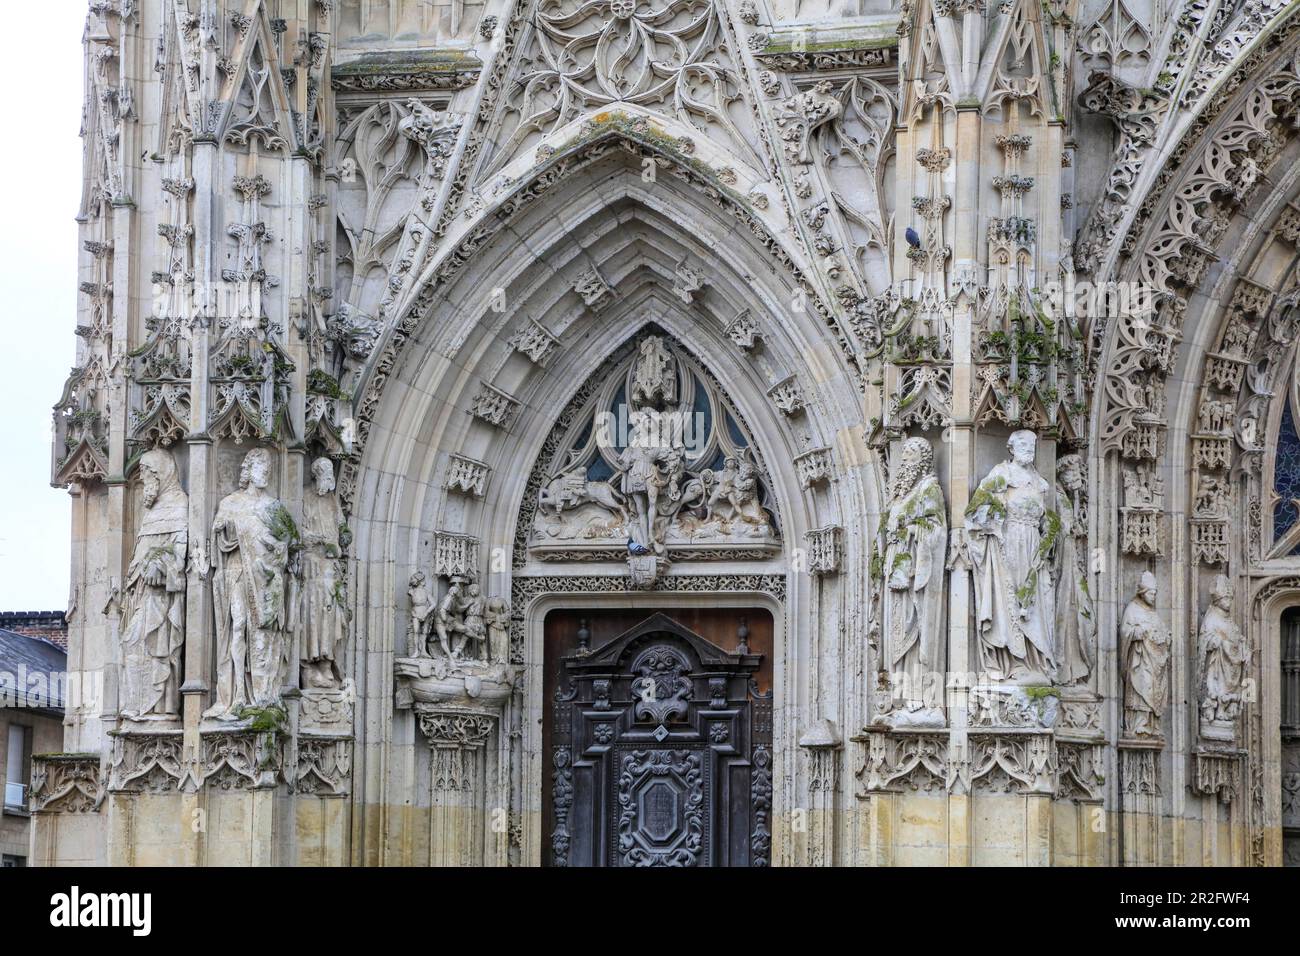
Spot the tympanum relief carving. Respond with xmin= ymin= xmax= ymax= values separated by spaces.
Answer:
xmin=528 ymin=333 xmax=780 ymax=578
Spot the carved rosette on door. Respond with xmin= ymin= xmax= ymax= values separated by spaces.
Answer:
xmin=550 ymin=613 xmax=770 ymax=867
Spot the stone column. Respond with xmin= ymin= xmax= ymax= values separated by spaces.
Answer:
xmin=397 ymin=657 xmax=515 ymax=866
xmin=416 ymin=706 xmax=497 ymax=867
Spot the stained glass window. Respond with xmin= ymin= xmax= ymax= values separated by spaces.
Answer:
xmin=1274 ymin=399 xmax=1300 ymax=543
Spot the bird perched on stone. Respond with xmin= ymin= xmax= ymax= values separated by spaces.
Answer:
xmin=627 ymin=538 xmax=653 ymax=556
xmin=905 ymin=226 xmax=922 ymax=249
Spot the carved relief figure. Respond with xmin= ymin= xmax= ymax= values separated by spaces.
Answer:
xmin=703 ymin=455 xmax=765 ymax=525
xmin=119 ymin=450 xmax=188 ymax=720
xmin=631 ymin=335 xmax=677 ymax=408
xmin=432 ymin=577 xmax=487 ymax=661
xmin=300 ymin=458 xmax=349 ymax=689
xmin=206 ymin=448 xmax=295 ymax=720
xmin=1199 ymin=574 xmax=1250 ymax=738
xmin=618 ymin=440 xmax=675 ymax=551
xmin=408 ymin=571 xmax=434 ymax=656
xmin=1055 ymin=454 xmax=1095 ymax=685
xmin=873 ymin=437 xmax=947 ymax=725
xmin=965 ymin=430 xmax=1058 ymax=681
xmin=485 ymin=597 xmax=510 ymax=665
xmin=1121 ymin=571 xmax=1170 ymax=738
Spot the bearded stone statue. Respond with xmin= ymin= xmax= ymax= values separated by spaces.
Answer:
xmin=873 ymin=436 xmax=947 ymax=726
xmin=119 ymin=450 xmax=189 ymax=720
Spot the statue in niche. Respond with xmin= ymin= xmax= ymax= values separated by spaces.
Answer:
xmin=1198 ymin=574 xmax=1250 ymax=739
xmin=965 ymin=430 xmax=1058 ymax=681
xmin=872 ymin=436 xmax=947 ymax=726
xmin=299 ymin=457 xmax=350 ymax=689
xmin=631 ymin=335 xmax=677 ymax=407
xmin=206 ymin=448 xmax=296 ymax=720
xmin=408 ymin=571 xmax=434 ymax=656
xmin=1054 ymin=454 xmax=1095 ymax=686
xmin=433 ymin=577 xmax=487 ymax=661
xmin=119 ymin=450 xmax=189 ymax=720
xmin=1121 ymin=571 xmax=1170 ymax=738
xmin=485 ymin=597 xmax=511 ymax=665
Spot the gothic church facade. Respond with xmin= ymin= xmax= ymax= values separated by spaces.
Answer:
xmin=34 ymin=0 xmax=1300 ymax=866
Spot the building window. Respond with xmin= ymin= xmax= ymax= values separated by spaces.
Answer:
xmin=1 ymin=854 xmax=24 ymax=867
xmin=1275 ymin=401 xmax=1300 ymax=548
xmin=4 ymin=723 xmax=31 ymax=812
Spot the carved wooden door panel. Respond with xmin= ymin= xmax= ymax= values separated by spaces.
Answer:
xmin=550 ymin=613 xmax=771 ymax=867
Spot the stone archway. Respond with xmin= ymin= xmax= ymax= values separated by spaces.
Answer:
xmin=342 ymin=139 xmax=880 ymax=866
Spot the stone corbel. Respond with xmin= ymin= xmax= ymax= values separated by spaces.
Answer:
xmin=1191 ymin=748 xmax=1244 ymax=804
xmin=29 ymin=754 xmax=105 ymax=814
xmin=853 ymin=728 xmax=948 ymax=794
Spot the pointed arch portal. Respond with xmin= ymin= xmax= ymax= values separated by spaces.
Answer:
xmin=345 ymin=136 xmax=876 ymax=866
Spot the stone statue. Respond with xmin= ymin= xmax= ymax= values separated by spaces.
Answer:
xmin=119 ymin=450 xmax=188 ymax=720
xmin=1054 ymin=454 xmax=1095 ymax=686
xmin=965 ymin=430 xmax=1057 ymax=681
xmin=873 ymin=436 xmax=947 ymax=725
xmin=618 ymin=440 xmax=674 ymax=552
xmin=408 ymin=571 xmax=434 ymax=656
xmin=1121 ymin=571 xmax=1170 ymax=738
xmin=457 ymin=582 xmax=486 ymax=659
xmin=206 ymin=448 xmax=295 ymax=720
xmin=299 ymin=457 xmax=349 ymax=689
xmin=485 ymin=597 xmax=510 ymax=664
xmin=1199 ymin=574 xmax=1250 ymax=739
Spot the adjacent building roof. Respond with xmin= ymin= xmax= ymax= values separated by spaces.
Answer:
xmin=0 ymin=611 xmax=69 ymax=651
xmin=0 ymin=626 xmax=68 ymax=712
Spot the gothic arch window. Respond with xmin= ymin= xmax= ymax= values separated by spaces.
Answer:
xmin=1274 ymin=400 xmax=1300 ymax=545
xmin=529 ymin=331 xmax=780 ymax=561
xmin=1268 ymin=347 xmax=1300 ymax=556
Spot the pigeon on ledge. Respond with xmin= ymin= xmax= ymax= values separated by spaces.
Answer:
xmin=627 ymin=538 xmax=653 ymax=556
xmin=905 ymin=226 xmax=922 ymax=249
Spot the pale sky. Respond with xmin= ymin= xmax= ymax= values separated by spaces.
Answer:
xmin=0 ymin=6 xmax=87 ymax=609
